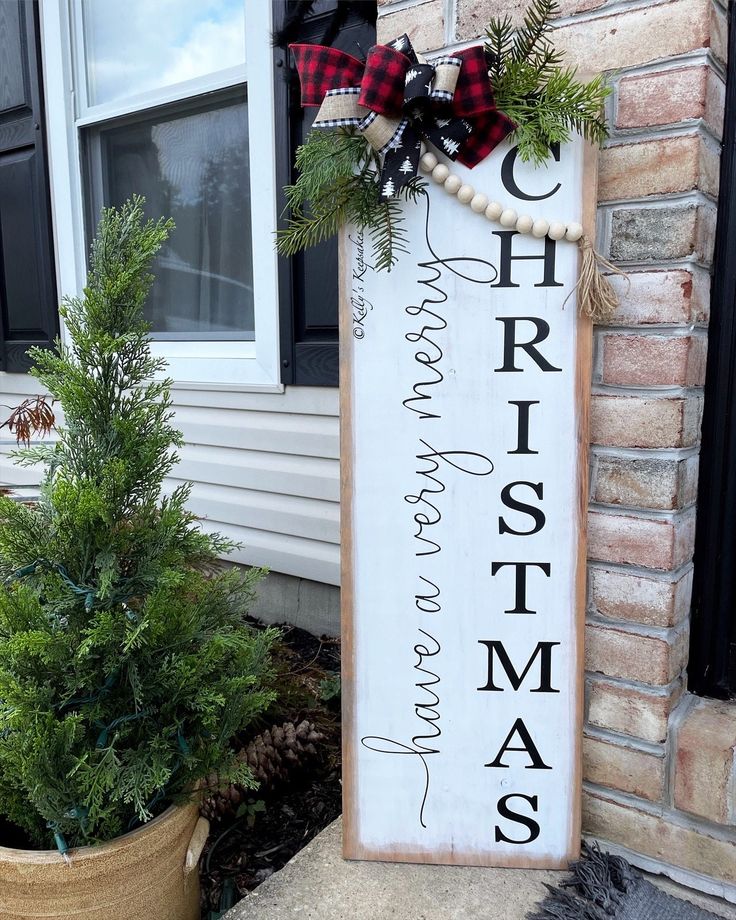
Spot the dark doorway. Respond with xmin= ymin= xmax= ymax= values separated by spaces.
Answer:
xmin=689 ymin=1 xmax=736 ymax=698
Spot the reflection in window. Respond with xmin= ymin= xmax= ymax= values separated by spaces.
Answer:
xmin=98 ymin=97 xmax=254 ymax=338
xmin=81 ymin=0 xmax=246 ymax=106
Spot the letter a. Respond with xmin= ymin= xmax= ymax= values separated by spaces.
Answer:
xmin=485 ymin=718 xmax=552 ymax=770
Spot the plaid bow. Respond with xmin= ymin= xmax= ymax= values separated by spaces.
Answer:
xmin=290 ymin=35 xmax=515 ymax=199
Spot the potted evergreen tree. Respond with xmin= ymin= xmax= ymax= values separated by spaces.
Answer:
xmin=0 ymin=198 xmax=275 ymax=919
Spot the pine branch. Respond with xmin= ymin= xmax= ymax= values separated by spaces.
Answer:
xmin=511 ymin=0 xmax=561 ymax=63
xmin=277 ymin=127 xmax=427 ymax=273
xmin=488 ymin=1 xmax=611 ymax=166
xmin=275 ymin=182 xmax=353 ymax=256
xmin=485 ymin=14 xmax=514 ymax=82
xmin=369 ymin=199 xmax=406 ymax=273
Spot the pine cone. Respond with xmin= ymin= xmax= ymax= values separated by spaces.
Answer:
xmin=200 ymin=720 xmax=324 ymax=821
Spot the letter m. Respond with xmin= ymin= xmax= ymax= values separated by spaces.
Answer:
xmin=477 ymin=641 xmax=560 ymax=693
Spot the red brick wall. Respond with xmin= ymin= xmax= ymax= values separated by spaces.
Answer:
xmin=377 ymin=0 xmax=736 ymax=895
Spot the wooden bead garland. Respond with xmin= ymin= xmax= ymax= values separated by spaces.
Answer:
xmin=419 ymin=156 xmax=585 ymax=243
xmin=485 ymin=201 xmax=503 ymax=221
xmin=417 ymin=155 xmax=625 ymax=324
xmin=444 ymin=175 xmax=462 ymax=194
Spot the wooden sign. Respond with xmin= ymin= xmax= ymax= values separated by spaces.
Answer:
xmin=340 ymin=135 xmax=593 ymax=868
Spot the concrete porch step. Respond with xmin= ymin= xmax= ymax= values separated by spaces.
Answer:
xmin=224 ymin=818 xmax=736 ymax=920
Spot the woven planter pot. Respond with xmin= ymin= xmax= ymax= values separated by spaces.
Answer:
xmin=0 ymin=801 xmax=208 ymax=920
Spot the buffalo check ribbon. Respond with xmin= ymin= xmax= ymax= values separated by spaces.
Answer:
xmin=290 ymin=34 xmax=515 ymax=200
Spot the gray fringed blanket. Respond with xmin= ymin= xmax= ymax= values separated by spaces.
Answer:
xmin=530 ymin=844 xmax=725 ymax=920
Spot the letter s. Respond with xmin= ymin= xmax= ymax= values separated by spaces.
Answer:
xmin=499 ymin=481 xmax=545 ymax=536
xmin=494 ymin=793 xmax=541 ymax=844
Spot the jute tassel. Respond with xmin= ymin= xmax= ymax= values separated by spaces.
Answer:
xmin=566 ymin=235 xmax=629 ymax=324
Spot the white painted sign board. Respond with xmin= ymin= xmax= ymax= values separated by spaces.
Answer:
xmin=341 ymin=135 xmax=593 ymax=868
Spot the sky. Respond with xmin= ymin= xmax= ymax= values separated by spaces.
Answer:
xmin=82 ymin=0 xmax=246 ymax=106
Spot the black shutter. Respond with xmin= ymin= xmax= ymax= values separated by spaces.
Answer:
xmin=0 ymin=0 xmax=58 ymax=373
xmin=275 ymin=2 xmax=376 ymax=387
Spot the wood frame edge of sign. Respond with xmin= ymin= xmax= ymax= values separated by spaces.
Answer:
xmin=567 ymin=139 xmax=598 ymax=863
xmin=338 ymin=235 xmax=360 ymax=862
xmin=339 ymin=139 xmax=598 ymax=867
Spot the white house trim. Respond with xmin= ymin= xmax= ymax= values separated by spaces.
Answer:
xmin=39 ymin=0 xmax=283 ymax=391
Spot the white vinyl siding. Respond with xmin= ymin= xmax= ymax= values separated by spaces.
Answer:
xmin=0 ymin=374 xmax=340 ymax=586
xmin=168 ymin=386 xmax=340 ymax=585
xmin=0 ymin=372 xmax=48 ymax=497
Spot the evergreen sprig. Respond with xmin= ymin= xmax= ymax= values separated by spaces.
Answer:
xmin=486 ymin=0 xmax=611 ymax=164
xmin=0 ymin=198 xmax=276 ymax=848
xmin=276 ymin=129 xmax=426 ymax=272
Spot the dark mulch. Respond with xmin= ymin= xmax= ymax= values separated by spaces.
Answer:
xmin=200 ymin=622 xmax=342 ymax=920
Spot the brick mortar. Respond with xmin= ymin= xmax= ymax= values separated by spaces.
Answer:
xmin=584 ymin=782 xmax=736 ymax=845
xmin=598 ymin=190 xmax=717 ymax=211
xmin=423 ymin=47 xmax=728 ymax=86
xmin=587 ymin=559 xmax=694 ymax=581
xmin=591 ymin=445 xmax=700 ymax=459
xmin=596 ymin=330 xmax=709 ymax=339
xmin=730 ymin=739 xmax=736 ymax=826
xmin=444 ymin=0 xmax=455 ymax=46
xmin=598 ymin=190 xmax=719 ymax=209
xmin=586 ymin=671 xmax=685 ymax=695
xmin=378 ymin=0 xmax=436 ymax=12
xmin=666 ymin=692 xmax=699 ymax=807
xmin=528 ymin=0 xmax=711 ymax=30
xmin=600 ymin=257 xmax=713 ymax=272
xmin=603 ymin=126 xmax=715 ymax=147
xmin=596 ymin=327 xmax=709 ymax=339
xmin=592 ymin=380 xmax=705 ymax=392
xmin=614 ymin=49 xmax=727 ymax=82
xmin=590 ymin=499 xmax=699 ymax=515
xmin=592 ymin=386 xmax=705 ymax=399
xmin=587 ymin=604 xmax=691 ymax=632
xmin=584 ymin=723 xmax=667 ymax=755
xmin=613 ymin=121 xmax=724 ymax=147
xmin=586 ymin=613 xmax=690 ymax=642
xmin=588 ymin=502 xmax=696 ymax=521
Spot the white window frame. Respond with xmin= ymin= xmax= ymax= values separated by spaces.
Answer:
xmin=39 ymin=0 xmax=283 ymax=393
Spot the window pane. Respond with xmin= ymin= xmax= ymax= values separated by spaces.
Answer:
xmin=97 ymin=96 xmax=254 ymax=338
xmin=81 ymin=0 xmax=246 ymax=106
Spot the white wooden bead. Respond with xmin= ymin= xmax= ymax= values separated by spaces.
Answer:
xmin=444 ymin=174 xmax=462 ymax=194
xmin=470 ymin=193 xmax=489 ymax=213
xmin=457 ymin=184 xmax=475 ymax=204
xmin=531 ymin=218 xmax=550 ymax=238
xmin=484 ymin=201 xmax=504 ymax=221
xmin=420 ymin=152 xmax=438 ymax=173
xmin=431 ymin=163 xmax=449 ymax=183
xmin=548 ymin=221 xmax=566 ymax=241
xmin=499 ymin=208 xmax=518 ymax=228
xmin=565 ymin=222 xmax=584 ymax=242
xmin=515 ymin=214 xmax=534 ymax=234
